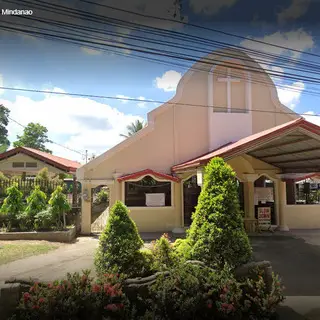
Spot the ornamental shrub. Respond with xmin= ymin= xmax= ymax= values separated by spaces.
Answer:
xmin=0 ymin=183 xmax=24 ymax=230
xmin=187 ymin=157 xmax=252 ymax=268
xmin=148 ymin=263 xmax=242 ymax=320
xmin=0 ymin=171 xmax=8 ymax=181
xmin=34 ymin=208 xmax=56 ymax=231
xmin=48 ymin=186 xmax=71 ymax=229
xmin=151 ymin=233 xmax=177 ymax=271
xmin=35 ymin=167 xmax=50 ymax=182
xmin=94 ymin=201 xmax=144 ymax=278
xmin=25 ymin=186 xmax=47 ymax=223
xmin=94 ymin=189 xmax=109 ymax=205
xmin=10 ymin=270 xmax=127 ymax=320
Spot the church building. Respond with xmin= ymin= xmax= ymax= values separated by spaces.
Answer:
xmin=77 ymin=48 xmax=320 ymax=234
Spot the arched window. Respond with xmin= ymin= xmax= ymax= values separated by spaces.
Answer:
xmin=124 ymin=175 xmax=172 ymax=207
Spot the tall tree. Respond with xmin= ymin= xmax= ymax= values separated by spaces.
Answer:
xmin=13 ymin=122 xmax=52 ymax=153
xmin=120 ymin=120 xmax=146 ymax=138
xmin=0 ymin=104 xmax=10 ymax=153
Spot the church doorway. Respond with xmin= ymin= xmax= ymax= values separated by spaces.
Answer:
xmin=183 ymin=175 xmax=201 ymax=226
xmin=183 ymin=175 xmax=246 ymax=227
xmin=254 ymin=175 xmax=277 ymax=226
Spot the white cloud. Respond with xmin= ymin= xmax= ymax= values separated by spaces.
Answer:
xmin=116 ymin=94 xmax=153 ymax=108
xmin=81 ymin=47 xmax=102 ymax=55
xmin=302 ymin=111 xmax=320 ymax=126
xmin=137 ymin=96 xmax=147 ymax=108
xmin=259 ymin=64 xmax=305 ymax=110
xmin=259 ymin=64 xmax=284 ymax=84
xmin=43 ymin=87 xmax=66 ymax=98
xmin=1 ymin=89 xmax=144 ymax=162
xmin=189 ymin=0 xmax=237 ymax=15
xmin=277 ymin=81 xmax=305 ymax=109
xmin=155 ymin=70 xmax=182 ymax=92
xmin=0 ymin=75 xmax=4 ymax=95
xmin=241 ymin=29 xmax=314 ymax=60
xmin=278 ymin=0 xmax=310 ymax=24
xmin=116 ymin=95 xmax=131 ymax=103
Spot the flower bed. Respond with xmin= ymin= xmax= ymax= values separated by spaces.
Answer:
xmin=0 ymin=225 xmax=76 ymax=243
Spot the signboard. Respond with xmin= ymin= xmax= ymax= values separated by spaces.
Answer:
xmin=258 ymin=207 xmax=271 ymax=230
xmin=145 ymin=193 xmax=165 ymax=207
xmin=255 ymin=187 xmax=274 ymax=202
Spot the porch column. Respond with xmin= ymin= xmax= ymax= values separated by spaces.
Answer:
xmin=279 ymin=180 xmax=289 ymax=231
xmin=244 ymin=181 xmax=255 ymax=219
xmin=112 ymin=173 xmax=123 ymax=203
xmin=243 ymin=174 xmax=259 ymax=219
xmin=80 ymin=183 xmax=92 ymax=235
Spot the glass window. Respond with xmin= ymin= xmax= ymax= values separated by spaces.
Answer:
xmin=12 ymin=162 xmax=24 ymax=168
xmin=124 ymin=175 xmax=172 ymax=207
xmin=26 ymin=162 xmax=37 ymax=168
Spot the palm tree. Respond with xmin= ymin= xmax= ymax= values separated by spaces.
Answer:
xmin=120 ymin=120 xmax=146 ymax=138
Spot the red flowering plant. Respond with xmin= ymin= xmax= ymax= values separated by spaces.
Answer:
xmin=146 ymin=262 xmax=244 ymax=320
xmin=240 ymin=270 xmax=285 ymax=319
xmin=10 ymin=270 xmax=128 ymax=320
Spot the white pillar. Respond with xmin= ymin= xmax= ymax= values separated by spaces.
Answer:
xmin=278 ymin=180 xmax=289 ymax=231
xmin=80 ymin=183 xmax=92 ymax=235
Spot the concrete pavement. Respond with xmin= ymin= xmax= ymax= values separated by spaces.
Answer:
xmin=0 ymin=237 xmax=98 ymax=282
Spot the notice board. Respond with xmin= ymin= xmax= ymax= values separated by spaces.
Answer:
xmin=257 ymin=207 xmax=271 ymax=230
xmin=145 ymin=193 xmax=165 ymax=207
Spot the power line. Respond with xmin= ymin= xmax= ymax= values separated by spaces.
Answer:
xmin=4 ymin=0 xmax=320 ymax=72
xmin=2 ymin=86 xmax=319 ymax=118
xmin=81 ymin=0 xmax=320 ymax=60
xmin=1 ymin=3 xmax=320 ymax=92
xmin=10 ymin=15 xmax=320 ymax=79
xmin=3 ymin=0 xmax=320 ymax=92
xmin=3 ymin=22 xmax=320 ymax=98
xmin=8 ymin=116 xmax=86 ymax=156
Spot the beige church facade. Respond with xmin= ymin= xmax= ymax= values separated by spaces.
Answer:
xmin=77 ymin=48 xmax=320 ymax=234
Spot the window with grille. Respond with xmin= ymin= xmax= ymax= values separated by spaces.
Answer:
xmin=124 ymin=175 xmax=172 ymax=207
xmin=12 ymin=162 xmax=24 ymax=168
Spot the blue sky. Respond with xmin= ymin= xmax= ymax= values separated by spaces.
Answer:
xmin=0 ymin=0 xmax=319 ymax=162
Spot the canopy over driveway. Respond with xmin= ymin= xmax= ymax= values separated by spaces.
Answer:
xmin=172 ymin=118 xmax=320 ymax=176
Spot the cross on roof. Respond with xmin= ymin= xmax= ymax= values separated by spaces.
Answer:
xmin=217 ymin=68 xmax=241 ymax=112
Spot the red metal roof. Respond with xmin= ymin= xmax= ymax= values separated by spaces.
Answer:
xmin=117 ymin=169 xmax=180 ymax=182
xmin=172 ymin=118 xmax=320 ymax=172
xmin=0 ymin=147 xmax=82 ymax=172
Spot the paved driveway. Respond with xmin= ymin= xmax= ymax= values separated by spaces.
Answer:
xmin=0 ymin=237 xmax=99 ymax=282
xmin=251 ymin=233 xmax=320 ymax=296
xmin=1 ymin=231 xmax=320 ymax=291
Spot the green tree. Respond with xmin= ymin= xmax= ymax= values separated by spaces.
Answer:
xmin=186 ymin=157 xmax=252 ymax=268
xmin=0 ymin=183 xmax=24 ymax=229
xmin=25 ymin=185 xmax=47 ymax=217
xmin=35 ymin=167 xmax=50 ymax=182
xmin=13 ymin=122 xmax=52 ymax=153
xmin=0 ymin=104 xmax=10 ymax=152
xmin=120 ymin=119 xmax=146 ymax=138
xmin=48 ymin=186 xmax=71 ymax=229
xmin=94 ymin=201 xmax=144 ymax=276
xmin=0 ymin=171 xmax=8 ymax=181
xmin=19 ymin=185 xmax=48 ymax=230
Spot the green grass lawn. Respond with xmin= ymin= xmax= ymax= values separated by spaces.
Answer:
xmin=0 ymin=242 xmax=59 ymax=265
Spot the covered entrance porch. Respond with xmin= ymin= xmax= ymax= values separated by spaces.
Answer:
xmin=172 ymin=118 xmax=320 ymax=232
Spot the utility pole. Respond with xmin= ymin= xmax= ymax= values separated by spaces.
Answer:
xmin=85 ymin=150 xmax=88 ymax=163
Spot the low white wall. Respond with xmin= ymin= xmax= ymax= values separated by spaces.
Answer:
xmin=285 ymin=205 xmax=320 ymax=229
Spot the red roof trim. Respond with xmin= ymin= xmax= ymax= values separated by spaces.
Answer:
xmin=117 ymin=169 xmax=180 ymax=182
xmin=0 ymin=147 xmax=81 ymax=172
xmin=172 ymin=118 xmax=320 ymax=172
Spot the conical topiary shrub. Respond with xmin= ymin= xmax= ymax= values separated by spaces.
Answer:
xmin=94 ymin=201 xmax=144 ymax=276
xmin=187 ymin=157 xmax=252 ymax=268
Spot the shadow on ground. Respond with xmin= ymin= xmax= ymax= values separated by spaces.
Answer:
xmin=250 ymin=235 xmax=320 ymax=296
